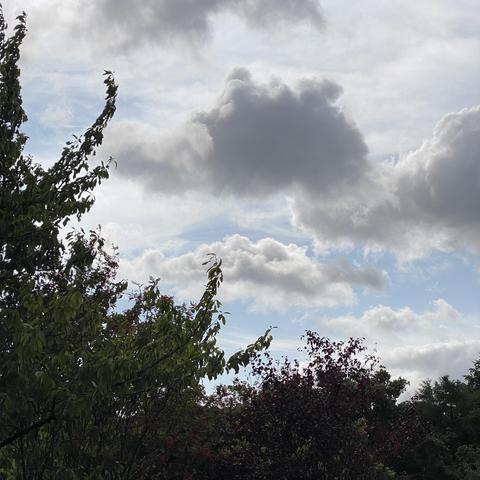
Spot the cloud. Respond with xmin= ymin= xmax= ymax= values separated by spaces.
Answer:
xmin=383 ymin=340 xmax=480 ymax=393
xmin=383 ymin=340 xmax=480 ymax=380
xmin=119 ymin=234 xmax=387 ymax=310
xmin=109 ymin=67 xmax=368 ymax=196
xmin=40 ymin=99 xmax=73 ymax=129
xmin=109 ymin=64 xmax=480 ymax=261
xmin=89 ymin=0 xmax=323 ymax=49
xmin=292 ymin=105 xmax=480 ymax=260
xmin=326 ymin=298 xmax=461 ymax=336
xmin=81 ymin=178 xmax=227 ymax=255
xmin=106 ymin=121 xmax=211 ymax=195
xmin=323 ymin=299 xmax=479 ymax=393
xmin=195 ymin=69 xmax=367 ymax=195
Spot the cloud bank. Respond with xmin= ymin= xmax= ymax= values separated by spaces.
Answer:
xmin=326 ymin=298 xmax=461 ymax=337
xmin=119 ymin=234 xmax=387 ymax=310
xmin=111 ymin=63 xmax=480 ymax=260
xmin=384 ymin=340 xmax=480 ymax=384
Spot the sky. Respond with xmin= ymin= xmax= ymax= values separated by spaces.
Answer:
xmin=6 ymin=0 xmax=480 ymax=394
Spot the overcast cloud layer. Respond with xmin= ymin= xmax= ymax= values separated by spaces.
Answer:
xmin=120 ymin=234 xmax=387 ymax=310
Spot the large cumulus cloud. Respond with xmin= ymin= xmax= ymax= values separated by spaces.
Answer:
xmin=119 ymin=234 xmax=387 ymax=310
xmin=196 ymin=69 xmax=368 ymax=195
xmin=292 ymin=105 xmax=480 ymax=260
xmin=110 ymin=68 xmax=368 ymax=196
xmin=108 ymin=66 xmax=480 ymax=260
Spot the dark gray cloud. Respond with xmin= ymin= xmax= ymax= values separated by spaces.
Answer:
xmin=292 ymin=105 xmax=480 ymax=259
xmin=324 ymin=259 xmax=388 ymax=291
xmin=109 ymin=67 xmax=368 ymax=196
xmin=401 ymin=108 xmax=480 ymax=225
xmin=195 ymin=68 xmax=368 ymax=195
xmin=94 ymin=0 xmax=323 ymax=47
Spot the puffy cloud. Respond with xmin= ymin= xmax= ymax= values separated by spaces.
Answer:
xmin=195 ymin=69 xmax=367 ymax=195
xmin=110 ymin=68 xmax=368 ymax=196
xmin=326 ymin=298 xmax=461 ymax=336
xmin=90 ymin=0 xmax=323 ymax=48
xmin=383 ymin=340 xmax=480 ymax=393
xmin=292 ymin=105 xmax=480 ymax=260
xmin=119 ymin=234 xmax=387 ymax=310
xmin=110 ymin=66 xmax=480 ymax=260
xmin=108 ymin=73 xmax=480 ymax=261
xmin=324 ymin=299 xmax=479 ymax=392
xmin=383 ymin=340 xmax=480 ymax=380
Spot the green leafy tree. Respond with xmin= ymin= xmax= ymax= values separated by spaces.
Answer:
xmin=454 ymin=445 xmax=480 ymax=480
xmin=398 ymin=368 xmax=480 ymax=479
xmin=0 ymin=9 xmax=271 ymax=479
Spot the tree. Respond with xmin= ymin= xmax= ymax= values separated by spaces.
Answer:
xmin=207 ymin=332 xmax=419 ymax=479
xmin=0 ymin=9 xmax=271 ymax=479
xmin=399 ymin=371 xmax=480 ymax=480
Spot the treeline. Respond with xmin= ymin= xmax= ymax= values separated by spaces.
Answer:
xmin=1 ymin=10 xmax=479 ymax=480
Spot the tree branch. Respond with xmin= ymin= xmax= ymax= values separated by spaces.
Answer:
xmin=0 ymin=414 xmax=56 ymax=449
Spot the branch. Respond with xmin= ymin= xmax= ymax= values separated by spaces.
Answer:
xmin=111 ymin=345 xmax=181 ymax=389
xmin=0 ymin=414 xmax=56 ymax=449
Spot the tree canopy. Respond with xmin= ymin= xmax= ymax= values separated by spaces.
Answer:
xmin=0 ymin=9 xmax=270 ymax=479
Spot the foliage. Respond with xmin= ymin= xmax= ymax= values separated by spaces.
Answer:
xmin=397 ymin=370 xmax=480 ymax=479
xmin=0 ymin=9 xmax=271 ymax=479
xmin=206 ymin=332 xmax=419 ymax=479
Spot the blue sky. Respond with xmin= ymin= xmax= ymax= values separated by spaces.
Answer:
xmin=7 ymin=0 xmax=480 ymax=393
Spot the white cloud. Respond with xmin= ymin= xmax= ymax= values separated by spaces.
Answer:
xmin=80 ymin=177 xmax=227 ymax=255
xmin=383 ymin=340 xmax=480 ymax=380
xmin=323 ymin=299 xmax=480 ymax=393
xmin=384 ymin=340 xmax=480 ymax=395
xmin=326 ymin=298 xmax=461 ymax=336
xmin=119 ymin=234 xmax=387 ymax=310
xmin=40 ymin=99 xmax=73 ymax=128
